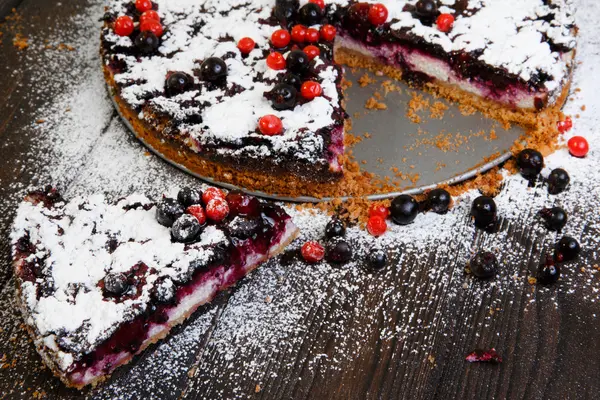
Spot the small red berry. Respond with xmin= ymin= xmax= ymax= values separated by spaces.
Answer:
xmin=301 ymin=81 xmax=322 ymax=100
xmin=266 ymin=52 xmax=286 ymax=70
xmin=304 ymin=45 xmax=321 ymax=60
xmin=140 ymin=10 xmax=160 ymax=25
xmin=368 ymin=203 xmax=390 ymax=219
xmin=140 ymin=19 xmax=163 ymax=37
xmin=206 ymin=198 xmax=230 ymax=222
xmin=258 ymin=115 xmax=284 ymax=136
xmin=271 ymin=29 xmax=291 ymax=48
xmin=436 ymin=13 xmax=455 ymax=32
xmin=226 ymin=192 xmax=260 ymax=216
xmin=305 ymin=28 xmax=320 ymax=43
xmin=291 ymin=25 xmax=307 ymax=43
xmin=368 ymin=3 xmax=388 ymax=26
xmin=237 ymin=37 xmax=256 ymax=54
xmin=114 ymin=16 xmax=134 ymax=37
xmin=309 ymin=0 xmax=326 ymax=10
xmin=301 ymin=242 xmax=325 ymax=263
xmin=367 ymin=216 xmax=387 ymax=237
xmin=320 ymin=24 xmax=337 ymax=42
xmin=557 ymin=116 xmax=573 ymax=133
xmin=135 ymin=0 xmax=153 ymax=13
xmin=187 ymin=205 xmax=207 ymax=225
xmin=202 ymin=187 xmax=225 ymax=205
xmin=568 ymin=136 xmax=589 ymax=158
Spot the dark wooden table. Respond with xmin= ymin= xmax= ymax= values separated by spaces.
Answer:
xmin=1 ymin=1 xmax=599 ymax=399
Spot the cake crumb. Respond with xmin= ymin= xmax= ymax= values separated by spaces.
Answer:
xmin=255 ymin=385 xmax=261 ymax=393
xmin=365 ymin=97 xmax=387 ymax=110
xmin=357 ymin=73 xmax=376 ymax=87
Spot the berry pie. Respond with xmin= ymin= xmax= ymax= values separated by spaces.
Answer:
xmin=11 ymin=186 xmax=298 ymax=388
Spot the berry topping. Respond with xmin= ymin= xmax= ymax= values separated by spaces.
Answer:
xmin=266 ymin=83 xmax=297 ymax=111
xmin=568 ymin=136 xmax=589 ymax=158
xmin=547 ymin=168 xmax=570 ymax=194
xmin=156 ymin=198 xmax=185 ymax=227
xmin=114 ymin=16 xmax=134 ymax=37
xmin=436 ymin=13 xmax=455 ymax=32
xmin=325 ymin=218 xmax=346 ymax=238
xmin=271 ymin=29 xmax=291 ymax=48
xmin=199 ymin=57 xmax=228 ymax=82
xmin=275 ymin=0 xmax=298 ymax=23
xmin=202 ymin=187 xmax=225 ymax=205
xmin=468 ymin=252 xmax=499 ymax=279
xmin=367 ymin=216 xmax=387 ymax=237
xmin=345 ymin=3 xmax=372 ymax=37
xmin=415 ymin=0 xmax=438 ymax=21
xmin=299 ymin=3 xmax=323 ymax=26
xmin=258 ymin=115 xmax=284 ymax=136
xmin=427 ymin=188 xmax=451 ymax=214
xmin=186 ymin=205 xmax=207 ymax=226
xmin=286 ymin=50 xmax=310 ymax=73
xmin=104 ymin=273 xmax=129 ymax=296
xmin=320 ymin=24 xmax=337 ymax=42
xmin=390 ymin=195 xmax=419 ymax=225
xmin=140 ymin=10 xmax=160 ymax=24
xmin=305 ymin=28 xmax=320 ymax=43
xmin=309 ymin=0 xmax=325 ymax=10
xmin=177 ymin=187 xmax=202 ymax=207
xmin=368 ymin=203 xmax=390 ymax=219
xmin=226 ymin=217 xmax=261 ymax=240
xmin=300 ymin=81 xmax=322 ymax=100
xmin=537 ymin=255 xmax=560 ymax=285
xmin=226 ymin=191 xmax=260 ymax=216
xmin=516 ymin=149 xmax=544 ymax=179
xmin=206 ymin=198 xmax=230 ymax=222
xmin=555 ymin=236 xmax=580 ymax=262
xmin=135 ymin=0 xmax=153 ymax=13
xmin=134 ymin=31 xmax=160 ymax=55
xmin=368 ymin=3 xmax=389 ymax=25
xmin=237 ymin=37 xmax=256 ymax=55
xmin=326 ymin=240 xmax=353 ymax=264
xmin=538 ymin=207 xmax=568 ymax=231
xmin=367 ymin=248 xmax=388 ymax=271
xmin=301 ymin=241 xmax=325 ymax=263
xmin=303 ymin=45 xmax=321 ymax=60
xmin=172 ymin=214 xmax=202 ymax=243
xmin=471 ymin=196 xmax=497 ymax=229
xmin=557 ymin=116 xmax=573 ymax=133
xmin=266 ymin=52 xmax=286 ymax=70
xmin=291 ymin=25 xmax=307 ymax=43
xmin=282 ymin=72 xmax=302 ymax=89
xmin=165 ymin=72 xmax=193 ymax=97
xmin=140 ymin=19 xmax=164 ymax=37
xmin=465 ymin=349 xmax=503 ymax=364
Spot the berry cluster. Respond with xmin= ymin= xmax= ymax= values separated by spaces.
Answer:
xmin=113 ymin=1 xmax=164 ymax=55
xmin=556 ymin=116 xmax=590 ymax=157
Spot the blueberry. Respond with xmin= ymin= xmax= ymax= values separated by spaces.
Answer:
xmin=266 ymin=83 xmax=297 ymax=111
xmin=344 ymin=3 xmax=371 ymax=37
xmin=326 ymin=240 xmax=353 ymax=264
xmin=156 ymin=198 xmax=185 ymax=227
xmin=104 ymin=273 xmax=129 ymax=296
xmin=177 ymin=187 xmax=202 ymax=207
xmin=537 ymin=256 xmax=560 ymax=285
xmin=151 ymin=278 xmax=176 ymax=304
xmin=427 ymin=188 xmax=451 ymax=214
xmin=547 ymin=168 xmax=570 ymax=194
xmin=282 ymin=73 xmax=302 ymax=90
xmin=165 ymin=72 xmax=194 ymax=97
xmin=390 ymin=195 xmax=419 ymax=225
xmin=275 ymin=0 xmax=298 ymax=23
xmin=468 ymin=252 xmax=498 ymax=279
xmin=471 ymin=196 xmax=497 ymax=229
xmin=538 ymin=207 xmax=567 ymax=231
xmin=134 ymin=31 xmax=160 ymax=55
xmin=516 ymin=149 xmax=544 ymax=179
xmin=299 ymin=3 xmax=323 ymax=26
xmin=226 ymin=217 xmax=260 ymax=240
xmin=367 ymin=248 xmax=388 ymax=271
xmin=286 ymin=50 xmax=310 ymax=74
xmin=555 ymin=236 xmax=580 ymax=262
xmin=171 ymin=214 xmax=202 ymax=243
xmin=415 ymin=0 xmax=438 ymax=20
xmin=325 ymin=218 xmax=346 ymax=239
xmin=200 ymin=57 xmax=228 ymax=82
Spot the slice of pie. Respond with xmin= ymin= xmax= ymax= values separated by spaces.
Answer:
xmin=11 ymin=186 xmax=298 ymax=389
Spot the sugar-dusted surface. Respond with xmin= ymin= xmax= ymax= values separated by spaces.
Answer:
xmin=0 ymin=1 xmax=599 ymax=400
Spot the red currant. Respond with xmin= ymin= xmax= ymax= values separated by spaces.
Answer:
xmin=135 ymin=0 xmax=153 ymax=13
xmin=226 ymin=192 xmax=260 ymax=216
xmin=186 ymin=205 xmax=207 ymax=225
xmin=301 ymin=81 xmax=322 ymax=100
xmin=114 ymin=16 xmax=134 ymax=37
xmin=140 ymin=10 xmax=160 ymax=25
xmin=368 ymin=203 xmax=390 ymax=219
xmin=436 ymin=13 xmax=455 ymax=32
xmin=305 ymin=28 xmax=320 ymax=43
xmin=367 ymin=216 xmax=387 ymax=237
xmin=202 ymin=187 xmax=225 ymax=205
xmin=568 ymin=136 xmax=589 ymax=158
xmin=271 ymin=29 xmax=291 ymax=48
xmin=266 ymin=52 xmax=286 ymax=70
xmin=309 ymin=0 xmax=325 ymax=10
xmin=320 ymin=24 xmax=337 ymax=42
xmin=206 ymin=198 xmax=230 ymax=222
xmin=301 ymin=241 xmax=325 ymax=263
xmin=557 ymin=116 xmax=573 ymax=133
xmin=291 ymin=25 xmax=307 ymax=43
xmin=368 ymin=3 xmax=388 ymax=26
xmin=140 ymin=19 xmax=163 ymax=37
xmin=304 ymin=45 xmax=320 ymax=61
xmin=258 ymin=115 xmax=284 ymax=136
xmin=237 ymin=37 xmax=256 ymax=55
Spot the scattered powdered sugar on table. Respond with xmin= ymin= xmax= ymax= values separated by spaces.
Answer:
xmin=0 ymin=0 xmax=599 ymax=398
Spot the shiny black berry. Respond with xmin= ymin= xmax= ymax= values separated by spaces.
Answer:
xmin=427 ymin=188 xmax=451 ymax=214
xmin=282 ymin=73 xmax=302 ymax=90
xmin=547 ymin=168 xmax=570 ymax=194
xmin=344 ymin=3 xmax=371 ymax=37
xmin=469 ymin=252 xmax=498 ymax=279
xmin=471 ymin=196 xmax=497 ymax=229
xmin=104 ymin=273 xmax=129 ymax=296
xmin=326 ymin=240 xmax=353 ymax=264
xmin=299 ymin=3 xmax=323 ymax=26
xmin=135 ymin=31 xmax=160 ymax=55
xmin=177 ymin=187 xmax=202 ymax=207
xmin=325 ymin=218 xmax=346 ymax=239
xmin=390 ymin=195 xmax=419 ymax=225
xmin=156 ymin=198 xmax=185 ymax=227
xmin=200 ymin=57 xmax=228 ymax=82
xmin=275 ymin=0 xmax=298 ymax=23
xmin=266 ymin=83 xmax=297 ymax=110
xmin=165 ymin=72 xmax=193 ymax=97
xmin=286 ymin=50 xmax=310 ymax=74
xmin=537 ymin=255 xmax=560 ymax=285
xmin=415 ymin=0 xmax=438 ymax=21
xmin=555 ymin=236 xmax=580 ymax=262
xmin=516 ymin=149 xmax=544 ymax=179
xmin=172 ymin=214 xmax=202 ymax=243
xmin=538 ymin=207 xmax=567 ymax=231
xmin=226 ymin=217 xmax=260 ymax=240
xmin=367 ymin=248 xmax=388 ymax=271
